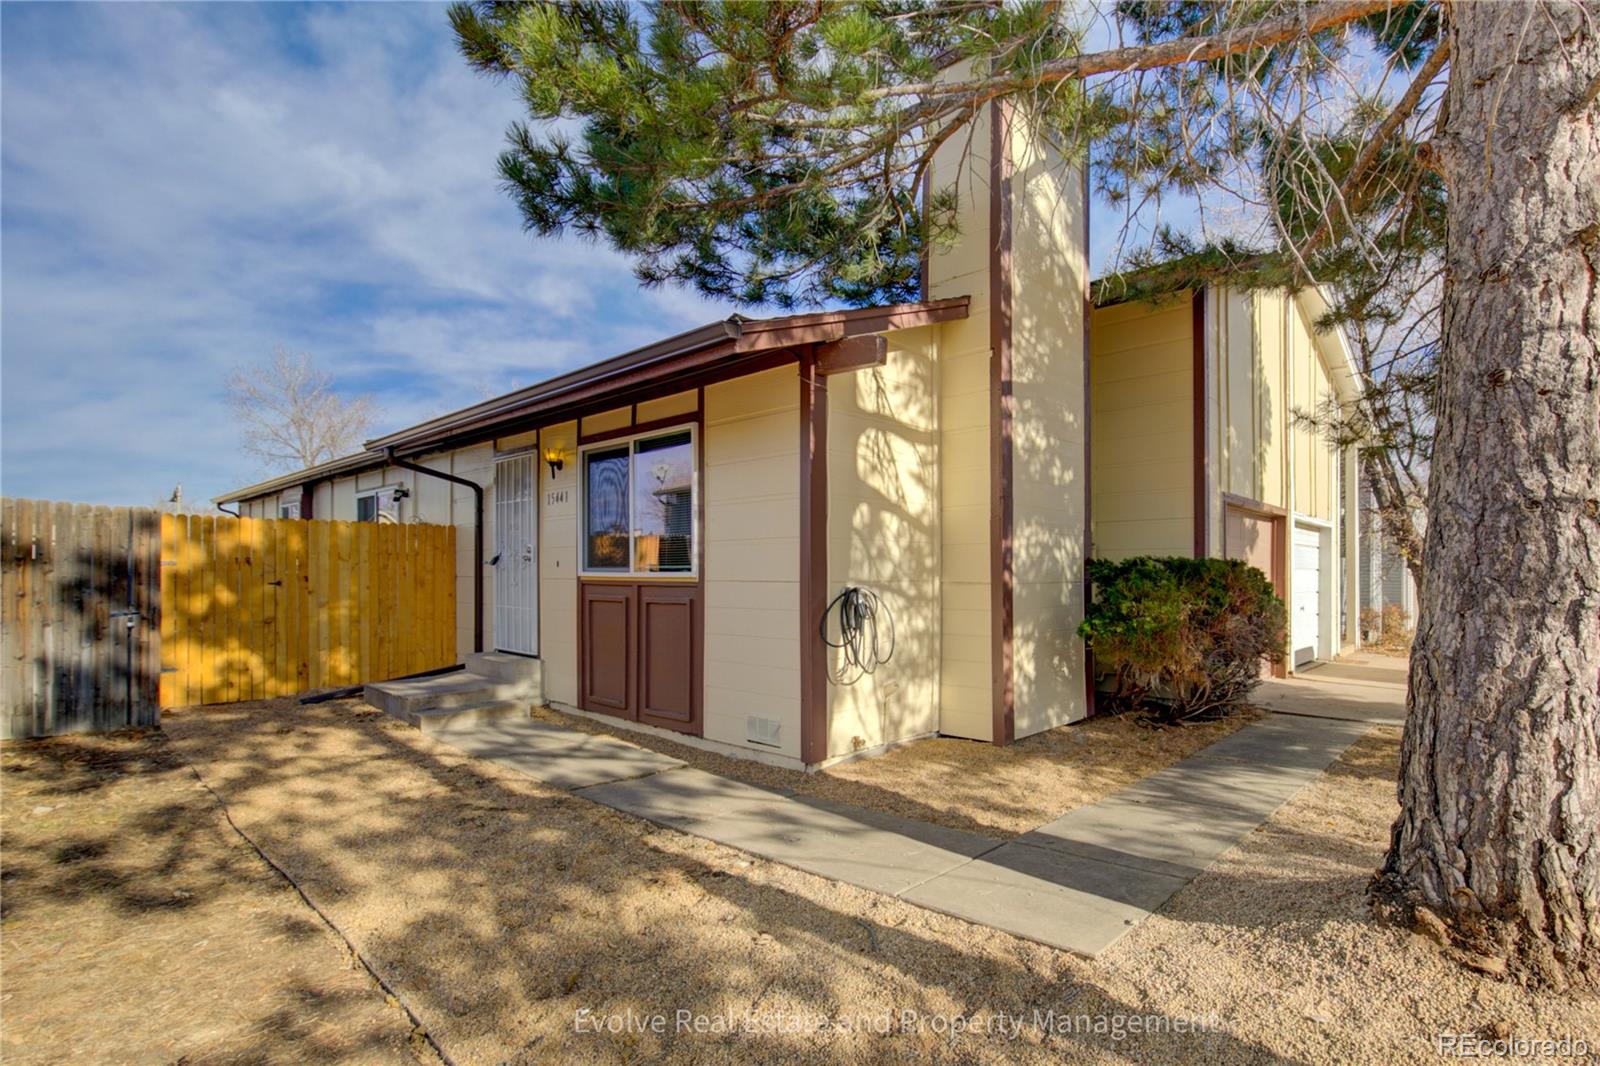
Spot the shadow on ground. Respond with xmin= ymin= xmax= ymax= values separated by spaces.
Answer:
xmin=0 ymin=730 xmax=418 ymax=1065
xmin=152 ymin=698 xmax=1392 ymax=1065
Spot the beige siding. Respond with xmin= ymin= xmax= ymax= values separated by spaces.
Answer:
xmin=1209 ymin=288 xmax=1291 ymax=526
xmin=538 ymin=421 xmax=579 ymax=705
xmin=1089 ymin=296 xmax=1193 ymax=561
xmin=1255 ymin=292 xmax=1289 ymax=510
xmin=635 ymin=389 xmax=697 ymax=423
xmin=1007 ymin=124 xmax=1089 ymax=736
xmin=825 ymin=325 xmax=941 ymax=757
xmin=1289 ymin=300 xmax=1338 ymax=520
xmin=1207 ymin=288 xmax=1336 ymax=522
xmin=926 ymin=100 xmax=994 ymax=742
xmin=580 ymin=406 xmax=631 ymax=437
xmin=702 ymin=368 xmax=801 ymax=759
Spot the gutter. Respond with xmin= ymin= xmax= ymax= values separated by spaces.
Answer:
xmin=385 ymin=448 xmax=484 ymax=655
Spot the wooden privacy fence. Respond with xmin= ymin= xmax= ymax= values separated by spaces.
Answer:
xmin=160 ymin=514 xmax=456 ymax=708
xmin=2 ymin=499 xmax=162 ymax=739
xmin=2 ymin=498 xmax=458 ymax=738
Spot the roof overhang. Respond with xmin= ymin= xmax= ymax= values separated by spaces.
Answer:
xmin=215 ymin=451 xmax=385 ymax=506
xmin=368 ymin=297 xmax=968 ymax=457
xmin=1295 ymin=286 xmax=1364 ymax=403
xmin=216 ymin=297 xmax=969 ymax=502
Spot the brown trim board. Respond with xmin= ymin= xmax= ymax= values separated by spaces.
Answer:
xmin=1191 ymin=287 xmax=1210 ymax=559
xmin=798 ymin=350 xmax=829 ymax=765
xmin=989 ymin=98 xmax=1016 ymax=747
xmin=815 ymin=334 xmax=886 ymax=375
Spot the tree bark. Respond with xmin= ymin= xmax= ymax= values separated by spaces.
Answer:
xmin=1385 ymin=1 xmax=1600 ymax=988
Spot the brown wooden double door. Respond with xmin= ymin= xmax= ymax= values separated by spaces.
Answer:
xmin=579 ymin=582 xmax=701 ymax=734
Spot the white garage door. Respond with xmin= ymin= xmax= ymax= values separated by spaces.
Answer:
xmin=1293 ymin=525 xmax=1323 ymax=666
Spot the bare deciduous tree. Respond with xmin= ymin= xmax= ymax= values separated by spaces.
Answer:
xmin=225 ymin=347 xmax=377 ymax=472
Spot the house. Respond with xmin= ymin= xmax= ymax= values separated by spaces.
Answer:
xmin=1089 ymin=283 xmax=1363 ymax=669
xmin=220 ymin=106 xmax=1362 ymax=767
xmin=221 ymin=102 xmax=1091 ymax=770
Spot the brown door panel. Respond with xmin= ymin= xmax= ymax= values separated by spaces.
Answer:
xmin=581 ymin=585 xmax=635 ymax=718
xmin=637 ymin=586 xmax=699 ymax=732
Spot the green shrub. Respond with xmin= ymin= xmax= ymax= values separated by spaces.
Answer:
xmin=1077 ymin=556 xmax=1286 ymax=722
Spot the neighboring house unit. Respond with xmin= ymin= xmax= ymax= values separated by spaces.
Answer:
xmin=1089 ymin=284 xmax=1362 ymax=669
xmin=1359 ymin=484 xmax=1421 ymax=636
xmin=221 ymin=107 xmax=1361 ymax=767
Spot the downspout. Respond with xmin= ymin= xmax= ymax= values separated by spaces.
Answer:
xmin=385 ymin=447 xmax=484 ymax=654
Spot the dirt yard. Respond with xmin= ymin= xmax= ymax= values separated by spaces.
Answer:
xmin=6 ymin=700 xmax=1595 ymax=1064
xmin=0 ymin=729 xmax=423 ymax=1065
xmin=531 ymin=700 xmax=1257 ymax=837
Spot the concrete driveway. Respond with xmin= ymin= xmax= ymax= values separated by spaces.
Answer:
xmin=1251 ymin=652 xmax=1409 ymax=724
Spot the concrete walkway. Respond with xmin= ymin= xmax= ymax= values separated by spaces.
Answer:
xmin=1252 ymin=652 xmax=1409 ymax=724
xmin=432 ymin=712 xmax=1371 ymax=957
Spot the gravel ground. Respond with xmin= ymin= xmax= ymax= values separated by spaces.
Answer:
xmin=0 ymin=729 xmax=421 ymax=1065
xmin=145 ymin=699 xmax=1595 ymax=1065
xmin=531 ymin=700 xmax=1257 ymax=838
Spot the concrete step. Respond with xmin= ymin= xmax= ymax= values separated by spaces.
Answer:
xmin=363 ymin=671 xmax=535 ymax=719
xmin=409 ymin=699 xmax=526 ymax=736
xmin=464 ymin=652 xmax=543 ymax=690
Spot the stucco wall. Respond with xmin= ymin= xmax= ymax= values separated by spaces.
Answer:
xmin=702 ymin=368 xmax=802 ymax=759
xmin=1088 ymin=296 xmax=1194 ymax=560
xmin=824 ymin=325 xmax=941 ymax=757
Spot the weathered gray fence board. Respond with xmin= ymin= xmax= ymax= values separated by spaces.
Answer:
xmin=2 ymin=498 xmax=161 ymax=739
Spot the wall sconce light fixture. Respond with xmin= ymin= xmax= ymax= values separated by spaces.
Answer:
xmin=543 ymin=444 xmax=566 ymax=479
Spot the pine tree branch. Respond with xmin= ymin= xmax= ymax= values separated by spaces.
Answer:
xmin=1301 ymin=37 xmax=1450 ymax=255
xmin=860 ymin=0 xmax=1398 ymax=102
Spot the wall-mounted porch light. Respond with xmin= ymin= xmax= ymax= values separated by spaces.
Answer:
xmin=543 ymin=444 xmax=566 ymax=479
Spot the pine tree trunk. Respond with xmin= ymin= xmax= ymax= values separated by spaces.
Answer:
xmin=1385 ymin=1 xmax=1600 ymax=988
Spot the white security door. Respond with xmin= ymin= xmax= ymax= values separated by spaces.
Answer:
xmin=494 ymin=453 xmax=539 ymax=656
xmin=1292 ymin=525 xmax=1323 ymax=666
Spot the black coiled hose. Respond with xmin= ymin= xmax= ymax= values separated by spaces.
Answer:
xmin=820 ymin=586 xmax=895 ymax=685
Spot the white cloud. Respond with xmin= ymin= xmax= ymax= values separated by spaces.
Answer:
xmin=0 ymin=2 xmax=739 ymax=506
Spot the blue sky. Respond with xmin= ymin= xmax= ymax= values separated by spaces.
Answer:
xmin=2 ymin=1 xmax=746 ymax=507
xmin=1 ymin=2 xmax=1174 ymax=508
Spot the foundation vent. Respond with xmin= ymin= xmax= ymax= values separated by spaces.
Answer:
xmin=746 ymin=716 xmax=782 ymax=748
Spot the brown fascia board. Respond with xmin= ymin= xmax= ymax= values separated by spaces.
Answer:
xmin=368 ymin=318 xmax=741 ymax=454
xmin=374 ymin=297 xmax=970 ymax=457
xmin=215 ymin=298 xmax=973 ymax=501
xmin=214 ymin=451 xmax=385 ymax=505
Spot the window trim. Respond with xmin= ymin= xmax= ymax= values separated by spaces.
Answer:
xmin=579 ymin=422 xmax=699 ymax=579
xmin=355 ymin=485 xmax=403 ymax=524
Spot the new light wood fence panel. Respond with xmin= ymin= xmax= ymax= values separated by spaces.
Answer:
xmin=2 ymin=499 xmax=161 ymax=738
xmin=160 ymin=515 xmax=455 ymax=708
